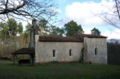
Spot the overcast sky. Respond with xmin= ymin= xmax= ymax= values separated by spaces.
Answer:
xmin=55 ymin=0 xmax=120 ymax=39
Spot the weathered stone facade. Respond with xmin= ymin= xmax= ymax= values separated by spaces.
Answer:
xmin=35 ymin=42 xmax=83 ymax=63
xmin=83 ymin=37 xmax=107 ymax=64
xmin=35 ymin=34 xmax=107 ymax=64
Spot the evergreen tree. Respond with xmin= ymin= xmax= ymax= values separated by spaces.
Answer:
xmin=64 ymin=20 xmax=84 ymax=36
xmin=91 ymin=28 xmax=101 ymax=36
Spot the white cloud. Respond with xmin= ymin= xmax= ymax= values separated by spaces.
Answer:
xmin=102 ymin=29 xmax=120 ymax=39
xmin=64 ymin=0 xmax=120 ymax=39
xmin=65 ymin=0 xmax=114 ymax=26
xmin=84 ymin=28 xmax=91 ymax=34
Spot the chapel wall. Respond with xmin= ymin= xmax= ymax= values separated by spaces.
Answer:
xmin=83 ymin=37 xmax=107 ymax=64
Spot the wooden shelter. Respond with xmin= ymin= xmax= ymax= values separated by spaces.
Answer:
xmin=12 ymin=48 xmax=35 ymax=65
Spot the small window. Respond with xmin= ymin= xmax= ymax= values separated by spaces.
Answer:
xmin=69 ymin=49 xmax=72 ymax=56
xmin=53 ymin=49 xmax=55 ymax=57
xmin=95 ymin=48 xmax=97 ymax=55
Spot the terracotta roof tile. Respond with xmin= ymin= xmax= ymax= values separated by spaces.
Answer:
xmin=39 ymin=34 xmax=106 ymax=42
xmin=39 ymin=36 xmax=83 ymax=42
xmin=80 ymin=34 xmax=107 ymax=38
xmin=12 ymin=48 xmax=35 ymax=55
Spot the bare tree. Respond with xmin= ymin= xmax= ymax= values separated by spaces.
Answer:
xmin=0 ymin=0 xmax=58 ymax=49
xmin=115 ymin=0 xmax=120 ymax=20
xmin=0 ymin=0 xmax=57 ymax=20
xmin=103 ymin=0 xmax=120 ymax=29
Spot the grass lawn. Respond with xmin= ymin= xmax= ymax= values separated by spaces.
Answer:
xmin=0 ymin=60 xmax=120 ymax=79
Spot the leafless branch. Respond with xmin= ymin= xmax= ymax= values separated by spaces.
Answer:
xmin=115 ymin=0 xmax=120 ymax=20
xmin=100 ymin=0 xmax=120 ymax=29
xmin=0 ymin=0 xmax=57 ymax=21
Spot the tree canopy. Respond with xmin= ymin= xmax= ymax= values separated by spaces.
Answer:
xmin=24 ymin=19 xmax=64 ymax=36
xmin=0 ymin=18 xmax=23 ymax=36
xmin=91 ymin=28 xmax=101 ymax=36
xmin=64 ymin=20 xmax=84 ymax=36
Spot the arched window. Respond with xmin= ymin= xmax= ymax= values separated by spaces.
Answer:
xmin=95 ymin=48 xmax=97 ymax=55
xmin=53 ymin=49 xmax=55 ymax=57
xmin=69 ymin=49 xmax=72 ymax=56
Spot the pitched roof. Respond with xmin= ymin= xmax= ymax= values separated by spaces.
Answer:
xmin=39 ymin=34 xmax=106 ymax=42
xmin=12 ymin=48 xmax=35 ymax=55
xmin=39 ymin=36 xmax=83 ymax=42
xmin=80 ymin=34 xmax=107 ymax=38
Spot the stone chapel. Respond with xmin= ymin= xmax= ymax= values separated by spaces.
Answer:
xmin=35 ymin=31 xmax=107 ymax=64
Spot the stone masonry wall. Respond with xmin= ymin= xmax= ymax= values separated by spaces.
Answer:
xmin=84 ymin=37 xmax=107 ymax=64
xmin=35 ymin=42 xmax=83 ymax=63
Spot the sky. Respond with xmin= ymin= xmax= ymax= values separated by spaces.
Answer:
xmin=0 ymin=0 xmax=119 ymax=39
xmin=54 ymin=0 xmax=120 ymax=39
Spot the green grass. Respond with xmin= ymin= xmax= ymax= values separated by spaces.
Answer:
xmin=0 ymin=60 xmax=120 ymax=79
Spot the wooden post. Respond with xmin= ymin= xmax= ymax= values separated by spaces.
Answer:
xmin=12 ymin=55 xmax=16 ymax=64
xmin=30 ymin=54 xmax=34 ymax=65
